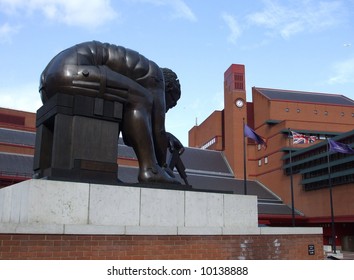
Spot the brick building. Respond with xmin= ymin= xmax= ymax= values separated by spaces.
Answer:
xmin=189 ymin=64 xmax=354 ymax=251
xmin=0 ymin=105 xmax=324 ymax=260
xmin=0 ymin=106 xmax=296 ymax=219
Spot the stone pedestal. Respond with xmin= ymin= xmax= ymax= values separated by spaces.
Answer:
xmin=0 ymin=179 xmax=259 ymax=235
xmin=33 ymin=94 xmax=123 ymax=184
xmin=0 ymin=180 xmax=324 ymax=260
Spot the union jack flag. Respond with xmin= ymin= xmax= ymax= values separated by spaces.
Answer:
xmin=291 ymin=131 xmax=316 ymax=144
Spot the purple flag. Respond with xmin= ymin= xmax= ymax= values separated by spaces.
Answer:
xmin=328 ymin=139 xmax=354 ymax=154
xmin=244 ymin=124 xmax=267 ymax=148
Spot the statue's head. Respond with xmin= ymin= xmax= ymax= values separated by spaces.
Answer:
xmin=161 ymin=68 xmax=181 ymax=112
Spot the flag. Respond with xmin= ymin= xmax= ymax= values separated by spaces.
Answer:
xmin=328 ymin=139 xmax=354 ymax=154
xmin=291 ymin=131 xmax=316 ymax=144
xmin=244 ymin=124 xmax=267 ymax=148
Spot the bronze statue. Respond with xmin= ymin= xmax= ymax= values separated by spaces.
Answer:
xmin=39 ymin=41 xmax=182 ymax=184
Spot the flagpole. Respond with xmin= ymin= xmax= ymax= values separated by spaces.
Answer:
xmin=288 ymin=129 xmax=295 ymax=227
xmin=243 ymin=118 xmax=247 ymax=195
xmin=327 ymin=139 xmax=337 ymax=254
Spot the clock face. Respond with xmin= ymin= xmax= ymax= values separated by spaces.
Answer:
xmin=235 ymin=98 xmax=244 ymax=108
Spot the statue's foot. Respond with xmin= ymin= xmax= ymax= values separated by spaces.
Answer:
xmin=138 ymin=166 xmax=180 ymax=185
xmin=163 ymin=166 xmax=175 ymax=178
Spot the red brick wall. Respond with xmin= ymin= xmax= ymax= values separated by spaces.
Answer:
xmin=0 ymin=108 xmax=36 ymax=132
xmin=0 ymin=234 xmax=323 ymax=260
xmin=188 ymin=110 xmax=223 ymax=151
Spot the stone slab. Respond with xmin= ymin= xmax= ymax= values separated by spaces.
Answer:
xmin=185 ymin=191 xmax=224 ymax=227
xmin=64 ymin=224 xmax=125 ymax=235
xmin=0 ymin=179 xmax=259 ymax=234
xmin=126 ymin=226 xmax=178 ymax=235
xmin=0 ymin=179 xmax=321 ymax=236
xmin=88 ymin=184 xmax=140 ymax=226
xmin=0 ymin=179 xmax=89 ymax=225
xmin=260 ymin=226 xmax=323 ymax=235
xmin=0 ymin=223 xmax=64 ymax=234
xmin=140 ymin=188 xmax=185 ymax=227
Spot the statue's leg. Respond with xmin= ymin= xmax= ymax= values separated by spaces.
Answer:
xmin=122 ymin=102 xmax=180 ymax=184
xmin=41 ymin=63 xmax=179 ymax=184
xmin=99 ymin=67 xmax=179 ymax=184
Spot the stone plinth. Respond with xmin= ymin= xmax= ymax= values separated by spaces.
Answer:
xmin=0 ymin=180 xmax=324 ymax=260
xmin=0 ymin=179 xmax=259 ymax=235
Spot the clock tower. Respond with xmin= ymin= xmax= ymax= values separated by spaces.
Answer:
xmin=223 ymin=64 xmax=247 ymax=178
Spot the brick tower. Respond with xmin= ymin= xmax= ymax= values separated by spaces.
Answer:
xmin=223 ymin=64 xmax=247 ymax=179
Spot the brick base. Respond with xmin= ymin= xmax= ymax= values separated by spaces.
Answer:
xmin=0 ymin=234 xmax=323 ymax=260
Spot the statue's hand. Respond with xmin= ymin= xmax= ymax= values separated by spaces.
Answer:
xmin=166 ymin=132 xmax=184 ymax=154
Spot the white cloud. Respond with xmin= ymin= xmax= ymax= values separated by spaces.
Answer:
xmin=328 ymin=57 xmax=354 ymax=85
xmin=169 ymin=0 xmax=196 ymax=21
xmin=0 ymin=22 xmax=21 ymax=42
xmin=137 ymin=0 xmax=197 ymax=21
xmin=0 ymin=82 xmax=42 ymax=113
xmin=222 ymin=13 xmax=242 ymax=45
xmin=247 ymin=0 xmax=343 ymax=39
xmin=0 ymin=0 xmax=118 ymax=29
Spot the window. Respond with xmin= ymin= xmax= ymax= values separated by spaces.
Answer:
xmin=0 ymin=113 xmax=25 ymax=126
xmin=264 ymin=156 xmax=268 ymax=164
xmin=283 ymin=135 xmax=354 ymax=191
xmin=200 ymin=137 xmax=216 ymax=149
xmin=234 ymin=74 xmax=244 ymax=90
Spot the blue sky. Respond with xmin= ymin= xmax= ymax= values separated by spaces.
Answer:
xmin=1 ymin=0 xmax=354 ymax=145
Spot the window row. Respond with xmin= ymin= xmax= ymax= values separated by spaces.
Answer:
xmin=258 ymin=156 xmax=268 ymax=166
xmin=283 ymin=108 xmax=352 ymax=117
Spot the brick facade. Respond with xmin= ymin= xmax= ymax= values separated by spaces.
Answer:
xmin=0 ymin=234 xmax=323 ymax=260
